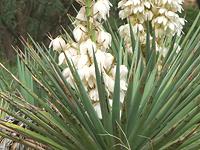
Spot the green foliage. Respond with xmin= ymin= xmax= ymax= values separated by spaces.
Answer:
xmin=0 ymin=0 xmax=76 ymax=61
xmin=0 ymin=74 xmax=10 ymax=120
xmin=182 ymin=7 xmax=200 ymax=34
xmin=0 ymin=9 xmax=200 ymax=150
xmin=17 ymin=56 xmax=35 ymax=105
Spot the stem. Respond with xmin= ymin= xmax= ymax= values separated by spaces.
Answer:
xmin=85 ymin=0 xmax=95 ymax=41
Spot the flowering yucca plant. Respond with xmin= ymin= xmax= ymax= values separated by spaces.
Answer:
xmin=0 ymin=0 xmax=200 ymax=149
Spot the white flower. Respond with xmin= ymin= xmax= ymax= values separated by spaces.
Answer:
xmin=93 ymin=102 xmax=102 ymax=118
xmin=89 ymin=89 xmax=99 ymax=101
xmin=133 ymin=6 xmax=144 ymax=14
xmin=86 ymin=65 xmax=96 ymax=88
xmin=93 ymin=0 xmax=112 ymax=21
xmin=49 ymin=37 xmax=66 ymax=51
xmin=58 ymin=52 xmax=65 ymax=65
xmin=97 ymin=31 xmax=112 ymax=49
xmin=179 ymin=18 xmax=185 ymax=26
xmin=144 ymin=11 xmax=153 ymax=20
xmin=144 ymin=2 xmax=151 ymax=9
xmin=132 ymin=0 xmax=141 ymax=5
xmin=80 ymin=39 xmax=97 ymax=57
xmin=95 ymin=50 xmax=106 ymax=69
xmin=77 ymin=55 xmax=90 ymax=69
xmin=78 ymin=66 xmax=90 ymax=85
xmin=119 ymin=23 xmax=144 ymax=42
xmin=67 ymin=76 xmax=75 ymax=87
xmin=133 ymin=24 xmax=144 ymax=32
xmin=111 ymin=65 xmax=128 ymax=88
xmin=168 ymin=23 xmax=175 ymax=31
xmin=175 ymin=43 xmax=181 ymax=54
xmin=95 ymin=50 xmax=114 ymax=71
xmin=58 ymin=45 xmax=78 ymax=65
xmin=120 ymin=90 xmax=126 ymax=103
xmin=120 ymin=65 xmax=128 ymax=80
xmin=121 ymin=80 xmax=127 ymax=91
xmin=76 ymin=7 xmax=87 ymax=21
xmin=104 ymin=53 xmax=114 ymax=70
xmin=118 ymin=0 xmax=185 ymax=56
xmin=103 ymin=73 xmax=115 ymax=92
xmin=153 ymin=16 xmax=168 ymax=25
xmin=118 ymin=0 xmax=126 ymax=8
xmin=62 ymin=68 xmax=71 ymax=79
xmin=118 ymin=24 xmax=131 ymax=39
xmin=156 ymin=44 xmax=168 ymax=57
xmin=73 ymin=24 xmax=87 ymax=42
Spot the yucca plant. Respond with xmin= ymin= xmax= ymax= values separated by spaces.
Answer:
xmin=0 ymin=0 xmax=200 ymax=149
xmin=0 ymin=72 xmax=10 ymax=120
xmin=0 ymin=56 xmax=38 ymax=150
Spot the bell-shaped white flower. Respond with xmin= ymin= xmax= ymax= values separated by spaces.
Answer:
xmin=97 ymin=30 xmax=112 ymax=49
xmin=179 ymin=18 xmax=185 ymax=26
xmin=80 ymin=39 xmax=97 ymax=57
xmin=89 ymin=89 xmax=99 ymax=102
xmin=144 ymin=2 xmax=151 ymax=9
xmin=93 ymin=0 xmax=112 ymax=21
xmin=144 ymin=11 xmax=153 ymax=20
xmin=77 ymin=66 xmax=90 ymax=85
xmin=95 ymin=51 xmax=114 ymax=71
xmin=120 ymin=90 xmax=126 ymax=103
xmin=58 ymin=52 xmax=65 ymax=65
xmin=168 ymin=23 xmax=175 ymax=31
xmin=120 ymin=65 xmax=128 ymax=80
xmin=62 ymin=68 xmax=71 ymax=79
xmin=58 ymin=44 xmax=78 ymax=65
xmin=112 ymin=65 xmax=128 ymax=81
xmin=76 ymin=7 xmax=87 ymax=21
xmin=67 ymin=76 xmax=76 ymax=88
xmin=85 ymin=65 xmax=96 ymax=88
xmin=132 ymin=0 xmax=141 ymax=5
xmin=95 ymin=50 xmax=106 ymax=69
xmin=73 ymin=24 xmax=87 ymax=42
xmin=133 ymin=5 xmax=144 ymax=14
xmin=120 ymin=80 xmax=127 ymax=91
xmin=77 ymin=55 xmax=90 ymax=69
xmin=118 ymin=24 xmax=131 ymax=39
xmin=156 ymin=44 xmax=168 ymax=57
xmin=175 ymin=43 xmax=181 ymax=54
xmin=159 ymin=8 xmax=167 ymax=14
xmin=49 ymin=37 xmax=66 ymax=51
xmin=93 ymin=102 xmax=102 ymax=118
xmin=103 ymin=73 xmax=115 ymax=92
xmin=153 ymin=16 xmax=168 ymax=25
xmin=133 ymin=24 xmax=144 ymax=32
xmin=104 ymin=53 xmax=114 ymax=71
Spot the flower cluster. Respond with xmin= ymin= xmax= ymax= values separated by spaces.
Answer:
xmin=49 ymin=0 xmax=128 ymax=118
xmin=118 ymin=0 xmax=185 ymax=56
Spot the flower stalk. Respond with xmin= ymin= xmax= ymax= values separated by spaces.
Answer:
xmin=49 ymin=0 xmax=127 ymax=118
xmin=85 ymin=0 xmax=94 ymax=40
